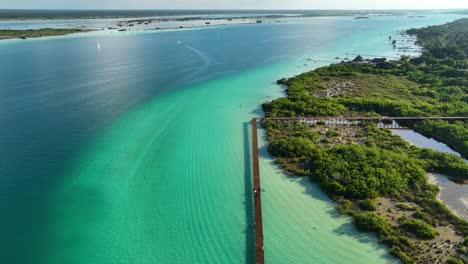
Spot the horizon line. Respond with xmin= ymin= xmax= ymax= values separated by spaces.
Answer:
xmin=1 ymin=8 xmax=467 ymax=11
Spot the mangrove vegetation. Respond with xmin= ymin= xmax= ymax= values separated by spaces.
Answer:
xmin=263 ymin=18 xmax=468 ymax=263
xmin=0 ymin=28 xmax=89 ymax=40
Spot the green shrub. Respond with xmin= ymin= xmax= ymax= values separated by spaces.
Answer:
xmin=446 ymin=257 xmax=464 ymax=264
xmin=353 ymin=212 xmax=390 ymax=233
xmin=390 ymin=246 xmax=414 ymax=264
xmin=336 ymin=199 xmax=354 ymax=214
xmin=309 ymin=145 xmax=425 ymax=199
xmin=269 ymin=137 xmax=316 ymax=158
xmin=358 ymin=199 xmax=376 ymax=211
xmin=400 ymin=218 xmax=438 ymax=240
xmin=413 ymin=210 xmax=433 ymax=224
xmin=326 ymin=129 xmax=341 ymax=138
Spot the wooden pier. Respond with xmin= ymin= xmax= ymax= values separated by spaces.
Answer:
xmin=251 ymin=118 xmax=264 ymax=264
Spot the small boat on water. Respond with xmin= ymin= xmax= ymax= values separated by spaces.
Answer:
xmin=97 ymin=42 xmax=101 ymax=51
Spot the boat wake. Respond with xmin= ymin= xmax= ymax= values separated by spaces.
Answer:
xmin=178 ymin=43 xmax=211 ymax=78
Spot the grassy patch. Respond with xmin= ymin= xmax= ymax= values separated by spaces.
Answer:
xmin=333 ymin=74 xmax=434 ymax=103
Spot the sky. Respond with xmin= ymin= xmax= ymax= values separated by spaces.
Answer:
xmin=2 ymin=0 xmax=468 ymax=10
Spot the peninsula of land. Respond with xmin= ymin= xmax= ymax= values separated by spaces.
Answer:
xmin=263 ymin=18 xmax=468 ymax=264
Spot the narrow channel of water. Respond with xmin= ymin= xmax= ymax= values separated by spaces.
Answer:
xmin=391 ymin=130 xmax=468 ymax=220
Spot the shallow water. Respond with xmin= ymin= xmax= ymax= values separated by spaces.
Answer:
xmin=0 ymin=14 xmax=465 ymax=263
xmin=392 ymin=130 xmax=468 ymax=220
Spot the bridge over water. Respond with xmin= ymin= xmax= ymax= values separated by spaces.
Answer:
xmin=261 ymin=116 xmax=468 ymax=129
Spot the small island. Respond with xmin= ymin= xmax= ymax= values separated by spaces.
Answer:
xmin=0 ymin=28 xmax=90 ymax=40
xmin=263 ymin=18 xmax=468 ymax=264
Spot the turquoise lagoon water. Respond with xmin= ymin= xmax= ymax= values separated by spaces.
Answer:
xmin=0 ymin=14 xmax=465 ymax=263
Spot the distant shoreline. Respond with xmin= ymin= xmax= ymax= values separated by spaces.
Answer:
xmin=0 ymin=14 xmax=364 ymax=21
xmin=0 ymin=28 xmax=93 ymax=40
xmin=0 ymin=9 xmax=464 ymax=21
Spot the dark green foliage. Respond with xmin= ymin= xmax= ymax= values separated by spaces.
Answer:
xmin=353 ymin=212 xmax=416 ymax=263
xmin=413 ymin=210 xmax=432 ymax=223
xmin=268 ymin=136 xmax=316 ymax=158
xmin=326 ymin=129 xmax=340 ymax=138
xmin=262 ymin=96 xmax=346 ymax=117
xmin=308 ymin=145 xmax=425 ymax=199
xmin=358 ymin=199 xmax=376 ymax=211
xmin=399 ymin=218 xmax=438 ymax=240
xmin=414 ymin=148 xmax=468 ymax=180
xmin=0 ymin=28 xmax=87 ymax=39
xmin=336 ymin=199 xmax=354 ymax=214
xmin=354 ymin=212 xmax=389 ymax=232
xmin=361 ymin=125 xmax=411 ymax=152
xmin=407 ymin=18 xmax=468 ymax=60
xmin=413 ymin=120 xmax=468 ymax=159
xmin=390 ymin=247 xmax=414 ymax=264
xmin=446 ymin=257 xmax=464 ymax=264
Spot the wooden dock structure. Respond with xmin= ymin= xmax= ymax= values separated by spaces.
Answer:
xmin=251 ymin=118 xmax=264 ymax=264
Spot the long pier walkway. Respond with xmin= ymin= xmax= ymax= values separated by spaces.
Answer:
xmin=251 ymin=118 xmax=264 ymax=264
xmin=262 ymin=116 xmax=468 ymax=121
xmin=261 ymin=116 xmax=468 ymax=129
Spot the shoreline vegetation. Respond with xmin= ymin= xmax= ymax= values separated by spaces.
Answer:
xmin=0 ymin=14 xmax=378 ymax=40
xmin=0 ymin=28 xmax=91 ymax=40
xmin=262 ymin=18 xmax=468 ymax=263
xmin=113 ymin=17 xmax=276 ymax=32
xmin=0 ymin=13 xmax=381 ymax=40
xmin=1 ymin=10 xmax=465 ymax=40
